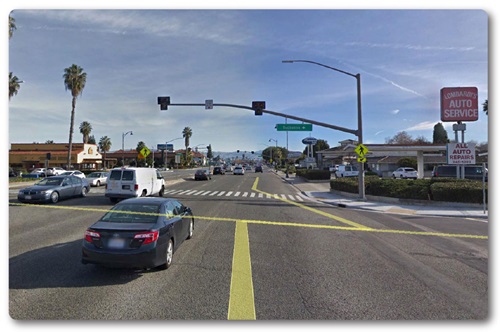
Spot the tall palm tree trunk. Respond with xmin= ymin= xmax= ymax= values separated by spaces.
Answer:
xmin=67 ymin=97 xmax=76 ymax=169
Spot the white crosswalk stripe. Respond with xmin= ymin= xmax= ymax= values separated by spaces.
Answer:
xmin=164 ymin=190 xmax=304 ymax=201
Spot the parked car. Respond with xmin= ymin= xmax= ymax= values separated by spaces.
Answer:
xmin=391 ymin=167 xmax=418 ymax=179
xmin=87 ymin=171 xmax=109 ymax=187
xmin=329 ymin=165 xmax=340 ymax=173
xmin=82 ymin=197 xmax=194 ymax=270
xmin=46 ymin=167 xmax=66 ymax=176
xmin=255 ymin=165 xmax=263 ymax=173
xmin=17 ymin=175 xmax=90 ymax=204
xmin=335 ymin=165 xmax=358 ymax=178
xmin=194 ymin=169 xmax=211 ymax=180
xmin=233 ymin=166 xmax=245 ymax=175
xmin=30 ymin=168 xmax=47 ymax=177
xmin=244 ymin=165 xmax=252 ymax=171
xmin=213 ymin=166 xmax=225 ymax=175
xmin=105 ymin=167 xmax=165 ymax=203
xmin=60 ymin=170 xmax=86 ymax=179
xmin=432 ymin=165 xmax=488 ymax=181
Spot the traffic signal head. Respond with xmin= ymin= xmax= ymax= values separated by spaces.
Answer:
xmin=252 ymin=101 xmax=265 ymax=116
xmin=158 ymin=96 xmax=171 ymax=110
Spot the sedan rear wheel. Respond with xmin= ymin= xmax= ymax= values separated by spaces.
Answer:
xmin=159 ymin=239 xmax=174 ymax=270
xmin=81 ymin=186 xmax=89 ymax=197
xmin=50 ymin=191 xmax=59 ymax=204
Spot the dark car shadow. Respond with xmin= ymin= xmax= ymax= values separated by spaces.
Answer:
xmin=9 ymin=239 xmax=154 ymax=290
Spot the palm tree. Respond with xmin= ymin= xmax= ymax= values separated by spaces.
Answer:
xmin=79 ymin=121 xmax=92 ymax=143
xmin=9 ymin=16 xmax=22 ymax=100
xmin=9 ymin=72 xmax=21 ymax=99
xmin=99 ymin=136 xmax=112 ymax=169
xmin=182 ymin=127 xmax=192 ymax=164
xmin=9 ymin=15 xmax=16 ymax=39
xmin=63 ymin=64 xmax=87 ymax=169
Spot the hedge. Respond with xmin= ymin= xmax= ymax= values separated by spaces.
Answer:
xmin=296 ymin=169 xmax=331 ymax=180
xmin=330 ymin=176 xmax=487 ymax=203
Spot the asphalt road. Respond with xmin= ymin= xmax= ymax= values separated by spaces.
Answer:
xmin=8 ymin=166 xmax=488 ymax=320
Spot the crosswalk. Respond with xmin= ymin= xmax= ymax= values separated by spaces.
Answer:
xmin=163 ymin=189 xmax=305 ymax=201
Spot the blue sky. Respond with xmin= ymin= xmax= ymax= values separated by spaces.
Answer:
xmin=6 ymin=5 xmax=490 ymax=155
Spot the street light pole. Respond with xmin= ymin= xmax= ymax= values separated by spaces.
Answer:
xmin=282 ymin=59 xmax=365 ymax=199
xmin=122 ymin=131 xmax=133 ymax=165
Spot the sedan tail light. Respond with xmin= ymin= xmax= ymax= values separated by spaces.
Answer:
xmin=85 ymin=229 xmax=101 ymax=243
xmin=133 ymin=230 xmax=159 ymax=245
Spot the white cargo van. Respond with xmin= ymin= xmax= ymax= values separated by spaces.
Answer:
xmin=335 ymin=165 xmax=359 ymax=178
xmin=105 ymin=167 xmax=165 ymax=203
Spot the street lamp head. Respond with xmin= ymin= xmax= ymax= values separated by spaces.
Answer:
xmin=282 ymin=60 xmax=294 ymax=63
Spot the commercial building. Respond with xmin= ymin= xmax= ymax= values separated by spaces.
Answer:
xmin=9 ymin=143 xmax=103 ymax=172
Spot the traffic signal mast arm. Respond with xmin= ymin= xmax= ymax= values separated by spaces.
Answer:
xmin=160 ymin=99 xmax=359 ymax=137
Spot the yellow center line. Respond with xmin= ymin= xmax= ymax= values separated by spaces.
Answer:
xmin=9 ymin=202 xmax=487 ymax=239
xmin=252 ymin=177 xmax=369 ymax=229
xmin=227 ymin=221 xmax=256 ymax=320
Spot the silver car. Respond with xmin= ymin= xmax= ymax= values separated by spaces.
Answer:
xmin=17 ymin=175 xmax=90 ymax=204
xmin=87 ymin=171 xmax=109 ymax=187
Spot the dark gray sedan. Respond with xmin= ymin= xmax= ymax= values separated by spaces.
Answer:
xmin=82 ymin=197 xmax=194 ymax=270
xmin=17 ymin=175 xmax=90 ymax=204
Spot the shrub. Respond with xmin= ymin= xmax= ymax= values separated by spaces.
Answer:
xmin=331 ymin=175 xmax=487 ymax=203
xmin=431 ymin=181 xmax=487 ymax=203
xmin=297 ymin=169 xmax=330 ymax=180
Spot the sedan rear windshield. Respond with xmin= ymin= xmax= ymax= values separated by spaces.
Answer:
xmin=101 ymin=204 xmax=160 ymax=223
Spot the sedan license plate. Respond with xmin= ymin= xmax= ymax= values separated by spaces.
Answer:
xmin=108 ymin=238 xmax=126 ymax=249
xmin=24 ymin=195 xmax=31 ymax=200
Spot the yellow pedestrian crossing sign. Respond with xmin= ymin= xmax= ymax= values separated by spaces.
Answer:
xmin=140 ymin=146 xmax=151 ymax=158
xmin=354 ymin=144 xmax=369 ymax=157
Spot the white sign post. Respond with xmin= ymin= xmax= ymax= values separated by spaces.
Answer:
xmin=447 ymin=143 xmax=476 ymax=165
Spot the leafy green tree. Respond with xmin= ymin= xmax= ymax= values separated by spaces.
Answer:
xmin=302 ymin=139 xmax=330 ymax=158
xmin=63 ymin=64 xmax=87 ymax=169
xmin=45 ymin=140 xmax=54 ymax=144
xmin=79 ymin=121 xmax=92 ymax=143
xmin=207 ymin=144 xmax=213 ymax=159
xmin=397 ymin=157 xmax=417 ymax=169
xmin=432 ymin=122 xmax=449 ymax=144
xmin=99 ymin=136 xmax=112 ymax=169
xmin=136 ymin=141 xmax=150 ymax=167
xmin=88 ymin=135 xmax=96 ymax=144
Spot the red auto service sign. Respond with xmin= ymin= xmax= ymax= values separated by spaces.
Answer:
xmin=440 ymin=87 xmax=479 ymax=122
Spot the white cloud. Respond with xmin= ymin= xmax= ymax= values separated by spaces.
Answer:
xmin=391 ymin=109 xmax=400 ymax=115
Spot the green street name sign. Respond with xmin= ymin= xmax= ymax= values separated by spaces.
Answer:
xmin=276 ymin=124 xmax=313 ymax=131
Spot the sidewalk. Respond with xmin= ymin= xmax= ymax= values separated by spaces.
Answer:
xmin=274 ymin=171 xmax=488 ymax=220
